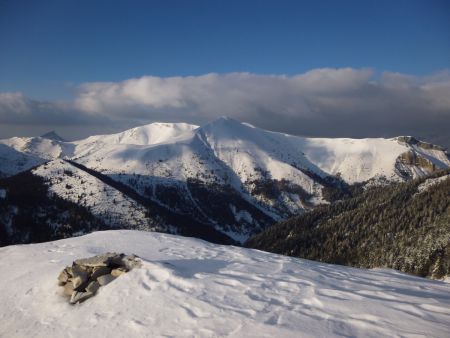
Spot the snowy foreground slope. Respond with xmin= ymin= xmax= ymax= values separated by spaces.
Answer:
xmin=1 ymin=231 xmax=449 ymax=338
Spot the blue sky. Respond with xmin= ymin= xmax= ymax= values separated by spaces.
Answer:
xmin=0 ymin=0 xmax=449 ymax=146
xmin=1 ymin=0 xmax=449 ymax=99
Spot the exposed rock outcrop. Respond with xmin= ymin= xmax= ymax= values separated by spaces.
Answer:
xmin=57 ymin=253 xmax=142 ymax=304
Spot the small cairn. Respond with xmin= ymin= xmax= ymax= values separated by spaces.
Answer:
xmin=57 ymin=252 xmax=142 ymax=304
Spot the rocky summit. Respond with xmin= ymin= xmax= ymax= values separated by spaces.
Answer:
xmin=57 ymin=252 xmax=142 ymax=304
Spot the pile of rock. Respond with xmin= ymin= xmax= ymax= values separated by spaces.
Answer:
xmin=58 ymin=252 xmax=142 ymax=304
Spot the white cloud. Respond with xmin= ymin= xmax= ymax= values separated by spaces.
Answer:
xmin=0 ymin=92 xmax=32 ymax=116
xmin=0 ymin=92 xmax=96 ymax=125
xmin=73 ymin=69 xmax=379 ymax=119
xmin=1 ymin=68 xmax=449 ymax=146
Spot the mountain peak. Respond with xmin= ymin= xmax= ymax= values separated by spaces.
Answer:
xmin=215 ymin=116 xmax=241 ymax=123
xmin=395 ymin=136 xmax=446 ymax=151
xmin=40 ymin=131 xmax=66 ymax=142
xmin=201 ymin=116 xmax=246 ymax=130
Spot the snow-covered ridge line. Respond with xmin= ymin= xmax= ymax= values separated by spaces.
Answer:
xmin=0 ymin=230 xmax=449 ymax=337
xmin=1 ymin=117 xmax=449 ymax=230
xmin=416 ymin=174 xmax=450 ymax=194
xmin=32 ymin=160 xmax=156 ymax=231
xmin=2 ymin=117 xmax=448 ymax=183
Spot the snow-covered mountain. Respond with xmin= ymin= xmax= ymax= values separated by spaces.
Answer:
xmin=71 ymin=117 xmax=450 ymax=204
xmin=246 ymin=169 xmax=450 ymax=279
xmin=1 ymin=230 xmax=449 ymax=337
xmin=41 ymin=131 xmax=67 ymax=142
xmin=2 ymin=117 xmax=448 ymax=184
xmin=0 ymin=135 xmax=73 ymax=177
xmin=1 ymin=117 xmax=449 ymax=242
xmin=33 ymin=160 xmax=156 ymax=231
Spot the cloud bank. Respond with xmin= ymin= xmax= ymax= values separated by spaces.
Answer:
xmin=1 ymin=68 xmax=449 ymax=146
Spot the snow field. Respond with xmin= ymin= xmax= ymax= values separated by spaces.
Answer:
xmin=0 ymin=230 xmax=449 ymax=337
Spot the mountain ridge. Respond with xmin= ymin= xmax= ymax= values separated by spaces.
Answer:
xmin=41 ymin=131 xmax=66 ymax=142
xmin=1 ymin=117 xmax=449 ymax=243
xmin=246 ymin=169 xmax=450 ymax=279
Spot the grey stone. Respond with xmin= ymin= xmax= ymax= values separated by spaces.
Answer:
xmin=63 ymin=281 xmax=74 ymax=297
xmin=91 ymin=266 xmax=111 ymax=280
xmin=70 ymin=291 xmax=94 ymax=304
xmin=86 ymin=281 xmax=100 ymax=294
xmin=111 ymin=268 xmax=127 ymax=277
xmin=97 ymin=274 xmax=116 ymax=286
xmin=59 ymin=252 xmax=142 ymax=304
xmin=57 ymin=268 xmax=71 ymax=285
xmin=71 ymin=265 xmax=88 ymax=290
xmin=109 ymin=253 xmax=126 ymax=267
xmin=74 ymin=252 xmax=118 ymax=267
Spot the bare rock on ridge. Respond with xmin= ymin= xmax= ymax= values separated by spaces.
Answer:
xmin=57 ymin=252 xmax=142 ymax=304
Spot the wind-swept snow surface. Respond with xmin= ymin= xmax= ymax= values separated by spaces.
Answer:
xmin=0 ymin=231 xmax=449 ymax=337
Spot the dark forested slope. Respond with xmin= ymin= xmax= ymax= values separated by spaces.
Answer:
xmin=0 ymin=171 xmax=110 ymax=246
xmin=246 ymin=170 xmax=450 ymax=278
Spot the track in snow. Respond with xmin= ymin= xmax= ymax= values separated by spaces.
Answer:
xmin=0 ymin=230 xmax=449 ymax=338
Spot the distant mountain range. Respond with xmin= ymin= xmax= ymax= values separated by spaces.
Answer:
xmin=0 ymin=117 xmax=449 ymax=245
